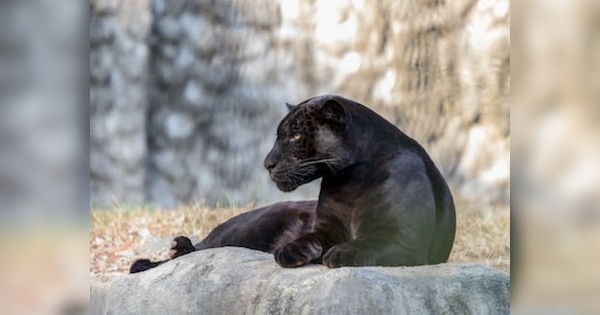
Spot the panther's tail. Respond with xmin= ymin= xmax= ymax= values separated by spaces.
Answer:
xmin=129 ymin=236 xmax=196 ymax=273
xmin=130 ymin=258 xmax=166 ymax=273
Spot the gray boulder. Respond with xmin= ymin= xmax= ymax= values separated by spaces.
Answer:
xmin=91 ymin=247 xmax=509 ymax=315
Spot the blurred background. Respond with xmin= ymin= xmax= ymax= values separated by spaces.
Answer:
xmin=0 ymin=0 xmax=88 ymax=314
xmin=90 ymin=0 xmax=510 ymax=208
xmin=0 ymin=0 xmax=599 ymax=313
xmin=512 ymin=0 xmax=600 ymax=313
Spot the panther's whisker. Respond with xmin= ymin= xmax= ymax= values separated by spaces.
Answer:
xmin=298 ymin=158 xmax=341 ymax=167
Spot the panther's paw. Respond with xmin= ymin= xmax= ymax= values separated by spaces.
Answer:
xmin=169 ymin=236 xmax=196 ymax=259
xmin=274 ymin=238 xmax=322 ymax=268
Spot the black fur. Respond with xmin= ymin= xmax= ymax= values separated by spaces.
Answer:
xmin=264 ymin=95 xmax=455 ymax=267
xmin=130 ymin=201 xmax=315 ymax=273
xmin=130 ymin=95 xmax=455 ymax=272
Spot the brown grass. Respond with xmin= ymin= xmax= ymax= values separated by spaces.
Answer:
xmin=448 ymin=200 xmax=510 ymax=273
xmin=90 ymin=201 xmax=509 ymax=282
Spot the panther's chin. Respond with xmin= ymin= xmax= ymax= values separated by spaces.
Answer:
xmin=275 ymin=181 xmax=299 ymax=192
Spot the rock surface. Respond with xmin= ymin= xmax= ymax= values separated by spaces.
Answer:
xmin=91 ymin=247 xmax=510 ymax=315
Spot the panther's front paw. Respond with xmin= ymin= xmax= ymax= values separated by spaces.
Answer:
xmin=274 ymin=239 xmax=322 ymax=268
xmin=322 ymin=243 xmax=365 ymax=268
xmin=169 ymin=236 xmax=196 ymax=259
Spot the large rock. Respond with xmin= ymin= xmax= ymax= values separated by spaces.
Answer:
xmin=91 ymin=247 xmax=510 ymax=315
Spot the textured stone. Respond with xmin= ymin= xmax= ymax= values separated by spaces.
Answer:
xmin=164 ymin=112 xmax=195 ymax=139
xmin=92 ymin=248 xmax=510 ymax=315
xmin=90 ymin=0 xmax=150 ymax=207
xmin=90 ymin=0 xmax=119 ymax=14
xmin=156 ymin=17 xmax=181 ymax=41
xmin=182 ymin=80 xmax=203 ymax=105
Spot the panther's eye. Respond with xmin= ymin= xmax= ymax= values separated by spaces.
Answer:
xmin=292 ymin=133 xmax=302 ymax=141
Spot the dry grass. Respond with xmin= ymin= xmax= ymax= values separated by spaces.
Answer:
xmin=448 ymin=200 xmax=510 ymax=273
xmin=90 ymin=200 xmax=510 ymax=282
xmin=90 ymin=203 xmax=253 ymax=282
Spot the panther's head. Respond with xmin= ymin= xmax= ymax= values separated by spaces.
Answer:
xmin=264 ymin=95 xmax=352 ymax=192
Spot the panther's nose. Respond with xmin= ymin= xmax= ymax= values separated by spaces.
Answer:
xmin=264 ymin=157 xmax=276 ymax=172
xmin=264 ymin=151 xmax=278 ymax=172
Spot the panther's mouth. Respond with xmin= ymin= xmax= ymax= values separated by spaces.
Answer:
xmin=269 ymin=165 xmax=320 ymax=192
xmin=275 ymin=180 xmax=299 ymax=192
xmin=269 ymin=175 xmax=300 ymax=192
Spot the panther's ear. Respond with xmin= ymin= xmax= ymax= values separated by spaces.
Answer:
xmin=285 ymin=102 xmax=296 ymax=111
xmin=320 ymin=99 xmax=346 ymax=126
